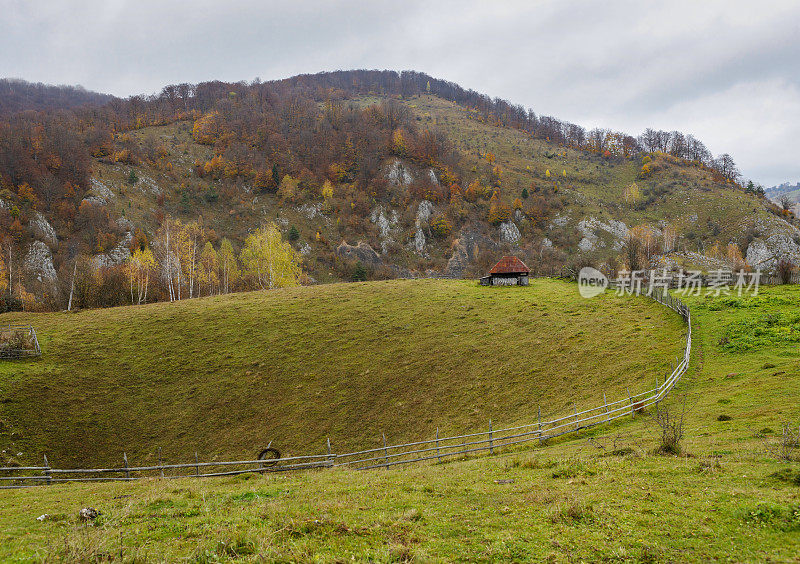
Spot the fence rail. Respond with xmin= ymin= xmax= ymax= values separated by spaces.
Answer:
xmin=0 ymin=286 xmax=691 ymax=487
xmin=0 ymin=325 xmax=41 ymax=360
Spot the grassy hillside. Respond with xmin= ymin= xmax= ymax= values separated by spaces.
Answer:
xmin=0 ymin=279 xmax=685 ymax=468
xmin=88 ymin=93 xmax=790 ymax=285
xmin=404 ymin=95 xmax=781 ymax=247
xmin=0 ymin=285 xmax=798 ymax=561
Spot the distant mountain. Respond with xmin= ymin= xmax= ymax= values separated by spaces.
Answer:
xmin=766 ymin=182 xmax=800 ymax=206
xmin=1 ymin=69 xmax=799 ymax=312
xmin=0 ymin=78 xmax=115 ymax=115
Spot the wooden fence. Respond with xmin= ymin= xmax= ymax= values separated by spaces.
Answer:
xmin=0 ymin=325 xmax=41 ymax=360
xmin=0 ymin=286 xmax=691 ymax=487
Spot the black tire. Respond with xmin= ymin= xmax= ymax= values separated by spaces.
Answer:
xmin=257 ymin=447 xmax=281 ymax=470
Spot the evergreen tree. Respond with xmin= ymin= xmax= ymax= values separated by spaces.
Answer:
xmin=352 ymin=262 xmax=367 ymax=282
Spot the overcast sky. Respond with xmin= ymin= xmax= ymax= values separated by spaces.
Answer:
xmin=2 ymin=0 xmax=799 ymax=185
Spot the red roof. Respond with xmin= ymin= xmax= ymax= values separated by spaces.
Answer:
xmin=489 ymin=256 xmax=530 ymax=275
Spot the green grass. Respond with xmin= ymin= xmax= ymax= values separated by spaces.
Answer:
xmin=1 ymin=451 xmax=799 ymax=562
xmin=1 ymin=282 xmax=799 ymax=561
xmin=0 ymin=279 xmax=683 ymax=469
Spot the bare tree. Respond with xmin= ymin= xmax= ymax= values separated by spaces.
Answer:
xmin=623 ymin=233 xmax=644 ymax=271
xmin=651 ymin=396 xmax=689 ymax=455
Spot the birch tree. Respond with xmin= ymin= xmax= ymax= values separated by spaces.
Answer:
xmin=240 ymin=223 xmax=302 ymax=289
xmin=126 ymin=247 xmax=156 ymax=304
xmin=198 ymin=241 xmax=219 ymax=296
xmin=218 ymin=238 xmax=240 ymax=294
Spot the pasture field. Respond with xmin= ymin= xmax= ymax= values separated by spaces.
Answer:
xmin=0 ymin=282 xmax=798 ymax=561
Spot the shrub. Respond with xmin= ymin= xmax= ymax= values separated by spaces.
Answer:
xmin=352 ymin=262 xmax=367 ymax=282
xmin=549 ymin=497 xmax=594 ymax=524
xmin=288 ymin=225 xmax=300 ymax=242
xmin=651 ymin=397 xmax=688 ymax=455
xmin=429 ymin=214 xmax=452 ymax=238
xmin=777 ymin=259 xmax=795 ymax=284
xmin=204 ymin=188 xmax=218 ymax=203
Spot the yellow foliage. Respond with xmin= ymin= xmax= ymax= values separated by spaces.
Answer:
xmin=192 ymin=112 xmax=220 ymax=145
xmin=240 ymin=223 xmax=302 ymax=289
xmin=0 ymin=253 xmax=7 ymax=296
xmin=321 ymin=180 xmax=334 ymax=200
xmin=392 ymin=129 xmax=407 ymax=156
xmin=464 ymin=179 xmax=483 ymax=202
xmin=429 ymin=214 xmax=452 ymax=238
xmin=623 ymin=182 xmax=640 ymax=204
xmin=487 ymin=193 xmax=511 ymax=225
xmin=277 ymin=175 xmax=299 ymax=201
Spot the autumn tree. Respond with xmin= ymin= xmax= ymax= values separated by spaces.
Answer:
xmin=218 ymin=237 xmax=240 ymax=294
xmin=198 ymin=241 xmax=219 ymax=296
xmin=126 ymin=247 xmax=156 ymax=304
xmin=487 ymin=192 xmax=511 ymax=225
xmin=240 ymin=223 xmax=302 ymax=289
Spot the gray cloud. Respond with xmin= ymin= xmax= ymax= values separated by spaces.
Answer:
xmin=2 ymin=0 xmax=798 ymax=185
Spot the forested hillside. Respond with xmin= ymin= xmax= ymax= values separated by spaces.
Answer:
xmin=1 ymin=70 xmax=798 ymax=311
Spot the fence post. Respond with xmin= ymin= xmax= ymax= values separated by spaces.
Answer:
xmin=627 ymin=387 xmax=634 ymax=416
xmin=436 ymin=427 xmax=441 ymax=463
xmin=158 ymin=447 xmax=165 ymax=478
xmin=574 ymin=404 xmax=579 ymax=431
xmin=327 ymin=437 xmax=334 ymax=468
xmin=43 ymin=455 xmax=51 ymax=485
xmin=538 ymin=405 xmax=543 ymax=444
xmin=123 ymin=452 xmax=131 ymax=480
xmin=489 ymin=420 xmax=494 ymax=455
xmin=194 ymin=452 xmax=200 ymax=477
xmin=604 ymin=393 xmax=609 ymax=422
xmin=382 ymin=433 xmax=389 ymax=470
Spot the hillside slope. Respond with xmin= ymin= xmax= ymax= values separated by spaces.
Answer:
xmin=1 ymin=285 xmax=799 ymax=562
xmin=3 ymin=70 xmax=799 ymax=312
xmin=73 ymin=94 xmax=800 ymax=291
xmin=0 ymin=279 xmax=685 ymax=467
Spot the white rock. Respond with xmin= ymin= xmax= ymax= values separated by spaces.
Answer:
xmin=578 ymin=237 xmax=596 ymax=252
xmin=81 ymin=195 xmax=107 ymax=206
xmin=386 ymin=159 xmax=413 ymax=186
xmin=370 ymin=206 xmax=400 ymax=254
xmin=541 ymin=238 xmax=553 ymax=249
xmin=93 ymin=231 xmax=133 ymax=269
xmin=24 ymin=241 xmax=58 ymax=284
xmin=416 ymin=200 xmax=434 ymax=224
xmin=30 ymin=212 xmax=57 ymax=248
xmin=90 ymin=178 xmax=115 ymax=201
xmin=137 ymin=174 xmax=163 ymax=195
xmin=428 ymin=169 xmax=438 ymax=184
xmin=498 ymin=221 xmax=521 ymax=243
xmin=412 ymin=200 xmax=434 ymax=254
xmin=299 ymin=202 xmax=323 ymax=220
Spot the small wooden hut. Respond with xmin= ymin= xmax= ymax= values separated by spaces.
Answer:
xmin=480 ymin=256 xmax=530 ymax=286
